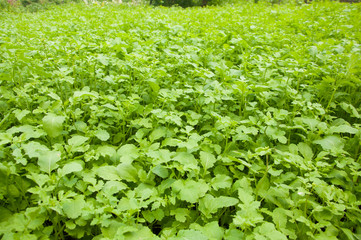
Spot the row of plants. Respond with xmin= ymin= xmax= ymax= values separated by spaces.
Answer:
xmin=0 ymin=1 xmax=361 ymax=239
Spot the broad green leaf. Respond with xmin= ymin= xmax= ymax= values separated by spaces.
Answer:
xmin=42 ymin=114 xmax=65 ymax=138
xmin=38 ymin=150 xmax=61 ymax=174
xmin=152 ymin=165 xmax=169 ymax=178
xmin=340 ymin=102 xmax=360 ymax=118
xmin=254 ymin=222 xmax=287 ymax=240
xmin=238 ymin=187 xmax=254 ymax=204
xmin=329 ymin=125 xmax=358 ymax=134
xmin=134 ymin=184 xmax=156 ymax=200
xmin=62 ymin=162 xmax=83 ymax=176
xmin=14 ymin=109 xmax=30 ymax=121
xmin=68 ymin=135 xmax=89 ymax=146
xmin=314 ymin=232 xmax=338 ymax=240
xmin=117 ymin=144 xmax=140 ymax=164
xmin=73 ymin=89 xmax=99 ymax=99
xmin=0 ymin=132 xmax=12 ymax=146
xmin=200 ymin=151 xmax=216 ymax=171
xmin=199 ymin=194 xmax=238 ymax=218
xmin=102 ymin=181 xmax=127 ymax=196
xmin=8 ymin=125 xmax=45 ymax=141
xmin=224 ymin=228 xmax=245 ymax=240
xmin=192 ymin=221 xmax=224 ymax=240
xmin=62 ymin=196 xmax=85 ymax=219
xmin=0 ymin=206 xmax=12 ymax=222
xmin=147 ymin=149 xmax=172 ymax=165
xmin=96 ymin=145 xmax=117 ymax=159
xmin=172 ymin=179 xmax=209 ymax=203
xmin=172 ymin=152 xmax=198 ymax=171
xmin=27 ymin=173 xmax=50 ymax=187
xmin=116 ymin=163 xmax=138 ymax=182
xmin=341 ymin=228 xmax=355 ymax=240
xmin=272 ymin=208 xmax=289 ymax=230
xmin=175 ymin=229 xmax=208 ymax=240
xmin=149 ymin=127 xmax=167 ymax=142
xmin=22 ymin=142 xmax=49 ymax=158
xmin=298 ymin=142 xmax=313 ymax=160
xmin=24 ymin=207 xmax=46 ymax=230
xmin=210 ymin=174 xmax=232 ymax=190
xmin=314 ymin=136 xmax=344 ymax=152
xmin=96 ymin=166 xmax=120 ymax=181
xmin=265 ymin=126 xmax=287 ymax=144
xmin=255 ymin=175 xmax=270 ymax=198
xmin=94 ymin=129 xmax=110 ymax=141
xmin=97 ymin=54 xmax=109 ymax=66
xmin=170 ymin=208 xmax=189 ymax=222
xmin=233 ymin=206 xmax=264 ymax=230
xmin=147 ymin=78 xmax=160 ymax=93
xmin=162 ymin=138 xmax=182 ymax=147
xmin=122 ymin=226 xmax=159 ymax=240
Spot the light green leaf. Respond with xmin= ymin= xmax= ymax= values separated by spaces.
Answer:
xmin=8 ymin=125 xmax=45 ymax=141
xmin=272 ymin=208 xmax=288 ymax=230
xmin=102 ymin=181 xmax=127 ymax=196
xmin=172 ymin=152 xmax=198 ymax=171
xmin=22 ymin=142 xmax=49 ymax=158
xmin=97 ymin=54 xmax=109 ymax=66
xmin=255 ymin=222 xmax=287 ymax=240
xmin=152 ymin=165 xmax=169 ymax=178
xmin=134 ymin=183 xmax=156 ymax=200
xmin=122 ymin=225 xmax=159 ymax=240
xmin=298 ymin=142 xmax=313 ymax=160
xmin=38 ymin=150 xmax=61 ymax=174
xmin=95 ymin=129 xmax=110 ymax=141
xmin=341 ymin=228 xmax=355 ymax=240
xmin=314 ymin=135 xmax=344 ymax=152
xmin=224 ymin=228 xmax=245 ymax=240
xmin=265 ymin=126 xmax=287 ymax=144
xmin=172 ymin=179 xmax=209 ymax=203
xmin=62 ymin=162 xmax=83 ymax=176
xmin=162 ymin=138 xmax=182 ymax=147
xmin=149 ymin=127 xmax=167 ymax=142
xmin=176 ymin=229 xmax=208 ymax=240
xmin=73 ymin=89 xmax=99 ymax=99
xmin=147 ymin=78 xmax=160 ymax=93
xmin=0 ymin=132 xmax=12 ymax=146
xmin=117 ymin=163 xmax=138 ymax=182
xmin=200 ymin=151 xmax=216 ymax=171
xmin=199 ymin=194 xmax=238 ymax=218
xmin=238 ymin=187 xmax=254 ymax=204
xmin=14 ymin=109 xmax=30 ymax=121
xmin=42 ymin=113 xmax=65 ymax=138
xmin=62 ymin=196 xmax=85 ymax=219
xmin=340 ymin=102 xmax=360 ymax=119
xmin=170 ymin=208 xmax=189 ymax=222
xmin=193 ymin=221 xmax=224 ymax=240
xmin=96 ymin=145 xmax=117 ymax=159
xmin=330 ymin=125 xmax=358 ymax=134
xmin=96 ymin=166 xmax=120 ymax=181
xmin=118 ymin=144 xmax=140 ymax=164
xmin=256 ymin=175 xmax=270 ymax=198
xmin=210 ymin=174 xmax=232 ymax=190
xmin=68 ymin=135 xmax=89 ymax=146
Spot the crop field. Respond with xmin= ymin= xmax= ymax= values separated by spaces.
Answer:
xmin=0 ymin=2 xmax=361 ymax=239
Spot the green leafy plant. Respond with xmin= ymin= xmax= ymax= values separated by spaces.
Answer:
xmin=0 ymin=1 xmax=360 ymax=239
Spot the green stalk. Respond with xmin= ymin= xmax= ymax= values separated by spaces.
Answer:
xmin=321 ymin=85 xmax=338 ymax=121
xmin=0 ymin=112 xmax=11 ymax=128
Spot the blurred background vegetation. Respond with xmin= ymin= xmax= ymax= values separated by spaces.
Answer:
xmin=0 ymin=0 xmax=360 ymax=14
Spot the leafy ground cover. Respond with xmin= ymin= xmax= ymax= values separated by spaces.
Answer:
xmin=1 ymin=2 xmax=361 ymax=239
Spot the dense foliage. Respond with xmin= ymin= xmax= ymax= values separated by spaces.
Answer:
xmin=1 ymin=2 xmax=361 ymax=239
